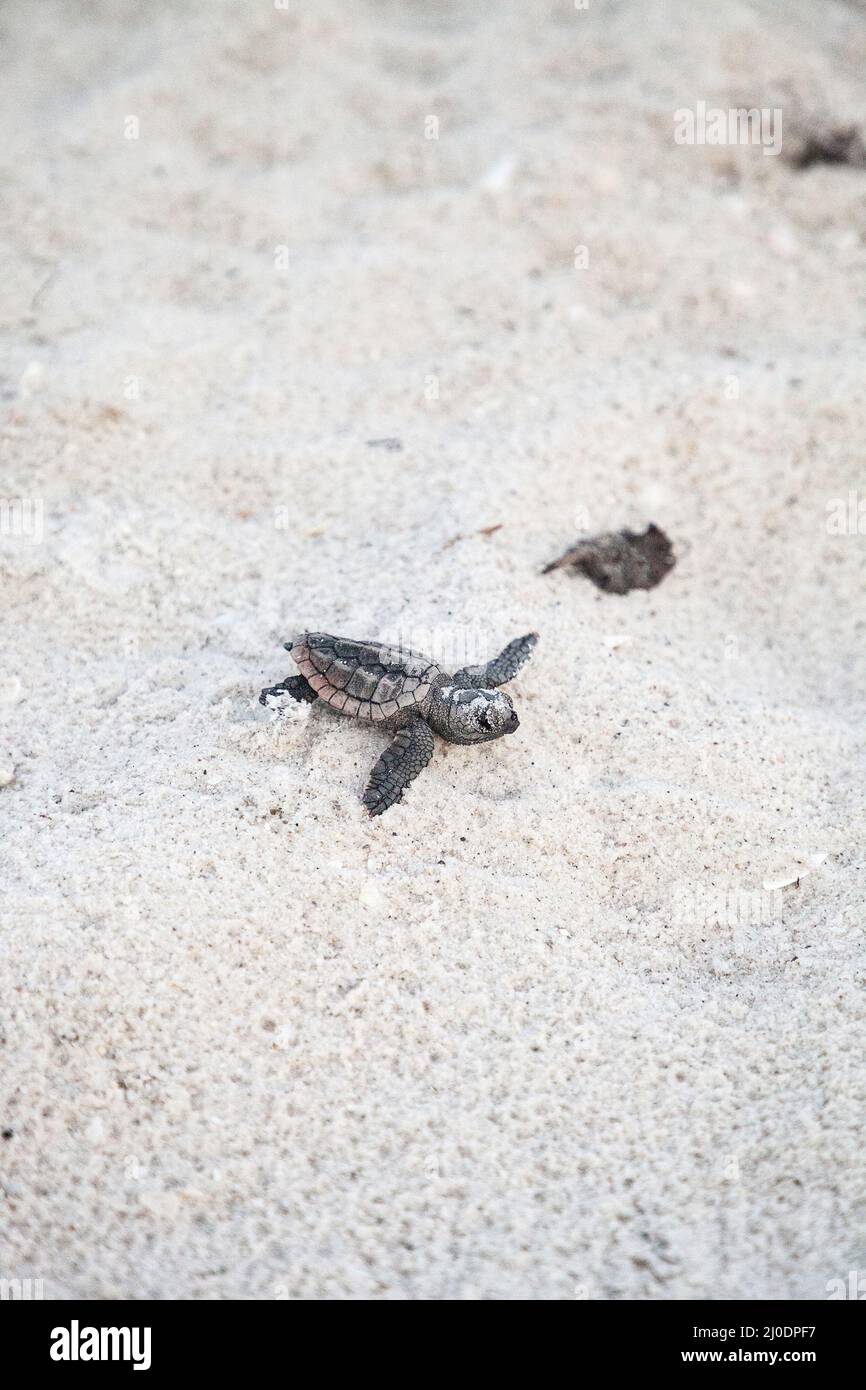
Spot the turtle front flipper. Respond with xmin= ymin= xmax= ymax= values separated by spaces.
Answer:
xmin=452 ymin=632 xmax=539 ymax=689
xmin=362 ymin=718 xmax=435 ymax=817
xmin=259 ymin=674 xmax=318 ymax=707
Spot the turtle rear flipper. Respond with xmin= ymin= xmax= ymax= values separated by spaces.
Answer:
xmin=363 ymin=718 xmax=435 ymax=817
xmin=259 ymin=674 xmax=318 ymax=707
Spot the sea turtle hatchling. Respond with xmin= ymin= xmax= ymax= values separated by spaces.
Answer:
xmin=260 ymin=630 xmax=539 ymax=816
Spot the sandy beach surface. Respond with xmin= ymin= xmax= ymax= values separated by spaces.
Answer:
xmin=1 ymin=0 xmax=865 ymax=1299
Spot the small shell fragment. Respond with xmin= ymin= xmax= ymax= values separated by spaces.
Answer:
xmin=762 ymin=853 xmax=828 ymax=892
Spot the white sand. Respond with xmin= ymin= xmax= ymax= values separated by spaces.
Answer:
xmin=1 ymin=0 xmax=864 ymax=1300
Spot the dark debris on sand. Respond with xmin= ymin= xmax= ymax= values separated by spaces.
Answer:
xmin=542 ymin=523 xmax=676 ymax=595
xmin=786 ymin=123 xmax=866 ymax=171
xmin=366 ymin=437 xmax=403 ymax=451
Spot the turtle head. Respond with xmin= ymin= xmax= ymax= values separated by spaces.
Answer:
xmin=429 ymin=686 xmax=519 ymax=745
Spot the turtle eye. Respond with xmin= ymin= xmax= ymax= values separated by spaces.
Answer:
xmin=479 ymin=708 xmax=495 ymax=730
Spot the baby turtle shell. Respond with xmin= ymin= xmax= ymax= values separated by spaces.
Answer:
xmin=287 ymin=633 xmax=443 ymax=721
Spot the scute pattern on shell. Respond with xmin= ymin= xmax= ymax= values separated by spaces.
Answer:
xmin=288 ymin=633 xmax=442 ymax=721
